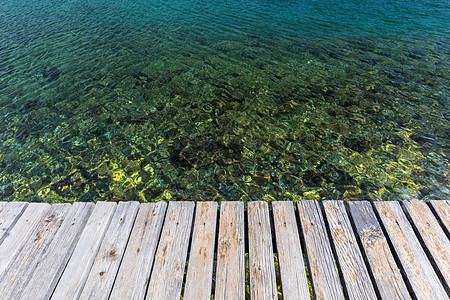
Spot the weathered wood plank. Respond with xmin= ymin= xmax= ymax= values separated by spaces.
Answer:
xmin=184 ymin=202 xmax=218 ymax=300
xmin=297 ymin=200 xmax=345 ymax=300
xmin=429 ymin=200 xmax=450 ymax=233
xmin=0 ymin=203 xmax=71 ymax=298
xmin=80 ymin=201 xmax=140 ymax=300
xmin=272 ymin=201 xmax=310 ymax=300
xmin=402 ymin=200 xmax=450 ymax=285
xmin=0 ymin=203 xmax=48 ymax=277
xmin=374 ymin=201 xmax=449 ymax=300
xmin=109 ymin=202 xmax=167 ymax=300
xmin=323 ymin=201 xmax=377 ymax=300
xmin=348 ymin=201 xmax=411 ymax=300
xmin=146 ymin=201 xmax=195 ymax=300
xmin=51 ymin=201 xmax=117 ymax=300
xmin=215 ymin=202 xmax=245 ymax=300
xmin=0 ymin=202 xmax=28 ymax=245
xmin=248 ymin=201 xmax=277 ymax=300
xmin=20 ymin=202 xmax=94 ymax=300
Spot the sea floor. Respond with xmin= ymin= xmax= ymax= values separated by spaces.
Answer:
xmin=0 ymin=0 xmax=449 ymax=202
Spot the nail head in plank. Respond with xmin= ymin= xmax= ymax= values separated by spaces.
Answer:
xmin=272 ymin=201 xmax=310 ymax=300
xmin=109 ymin=202 xmax=167 ymax=300
xmin=80 ymin=201 xmax=140 ymax=300
xmin=323 ymin=201 xmax=377 ymax=300
xmin=146 ymin=201 xmax=195 ymax=300
xmin=0 ymin=204 xmax=72 ymax=298
xmin=348 ymin=201 xmax=411 ymax=300
xmin=0 ymin=203 xmax=49 ymax=277
xmin=215 ymin=201 xmax=245 ymax=300
xmin=429 ymin=200 xmax=450 ymax=234
xmin=402 ymin=200 xmax=450 ymax=285
xmin=51 ymin=201 xmax=117 ymax=300
xmin=297 ymin=200 xmax=346 ymax=300
xmin=374 ymin=201 xmax=449 ymax=300
xmin=20 ymin=202 xmax=94 ymax=300
xmin=248 ymin=201 xmax=277 ymax=300
xmin=0 ymin=202 xmax=28 ymax=245
xmin=184 ymin=202 xmax=218 ymax=300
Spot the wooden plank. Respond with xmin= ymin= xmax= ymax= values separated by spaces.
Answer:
xmin=51 ymin=201 xmax=116 ymax=300
xmin=348 ymin=201 xmax=411 ymax=300
xmin=272 ymin=201 xmax=310 ymax=300
xmin=20 ymin=202 xmax=94 ymax=300
xmin=109 ymin=202 xmax=167 ymax=300
xmin=0 ymin=202 xmax=28 ymax=245
xmin=214 ymin=202 xmax=245 ymax=300
xmin=323 ymin=201 xmax=377 ymax=300
xmin=429 ymin=200 xmax=450 ymax=233
xmin=183 ymin=202 xmax=218 ymax=300
xmin=0 ymin=203 xmax=72 ymax=298
xmin=402 ymin=200 xmax=450 ymax=285
xmin=79 ymin=201 xmax=140 ymax=299
xmin=0 ymin=203 xmax=48 ymax=277
xmin=146 ymin=201 xmax=195 ymax=300
xmin=248 ymin=201 xmax=277 ymax=300
xmin=297 ymin=200 xmax=345 ymax=300
xmin=374 ymin=201 xmax=449 ymax=300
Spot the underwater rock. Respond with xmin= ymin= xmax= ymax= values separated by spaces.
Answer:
xmin=41 ymin=66 xmax=62 ymax=81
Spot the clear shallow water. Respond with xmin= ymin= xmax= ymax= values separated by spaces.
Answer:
xmin=0 ymin=0 xmax=449 ymax=202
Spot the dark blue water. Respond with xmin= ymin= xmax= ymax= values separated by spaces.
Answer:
xmin=1 ymin=0 xmax=449 ymax=202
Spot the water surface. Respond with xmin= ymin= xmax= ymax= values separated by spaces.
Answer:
xmin=1 ymin=0 xmax=449 ymax=202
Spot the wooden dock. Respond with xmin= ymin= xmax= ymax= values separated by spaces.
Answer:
xmin=0 ymin=200 xmax=448 ymax=300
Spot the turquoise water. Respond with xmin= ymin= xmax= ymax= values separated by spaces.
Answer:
xmin=0 ymin=0 xmax=449 ymax=202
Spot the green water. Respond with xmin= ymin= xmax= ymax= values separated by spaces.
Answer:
xmin=0 ymin=0 xmax=449 ymax=202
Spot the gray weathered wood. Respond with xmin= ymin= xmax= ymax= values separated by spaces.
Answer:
xmin=374 ymin=201 xmax=449 ymax=300
xmin=215 ymin=201 xmax=245 ymax=300
xmin=323 ymin=201 xmax=377 ymax=300
xmin=80 ymin=201 xmax=140 ymax=300
xmin=20 ymin=202 xmax=94 ymax=300
xmin=109 ymin=202 xmax=167 ymax=300
xmin=402 ymin=200 xmax=450 ymax=285
xmin=51 ymin=201 xmax=116 ymax=300
xmin=0 ymin=203 xmax=48 ymax=277
xmin=272 ymin=201 xmax=310 ymax=300
xmin=184 ymin=202 xmax=218 ymax=300
xmin=0 ymin=201 xmax=6 ymax=211
xmin=348 ymin=201 xmax=411 ymax=300
xmin=0 ymin=203 xmax=71 ymax=298
xmin=248 ymin=201 xmax=277 ymax=300
xmin=429 ymin=200 xmax=450 ymax=233
xmin=0 ymin=202 xmax=28 ymax=245
xmin=146 ymin=201 xmax=195 ymax=300
xmin=297 ymin=200 xmax=345 ymax=300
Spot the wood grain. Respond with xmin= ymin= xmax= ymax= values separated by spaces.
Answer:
xmin=248 ymin=201 xmax=277 ymax=300
xmin=374 ymin=201 xmax=449 ymax=300
xmin=109 ymin=202 xmax=167 ymax=300
xmin=323 ymin=201 xmax=377 ymax=300
xmin=0 ymin=203 xmax=71 ymax=299
xmin=20 ymin=202 xmax=94 ymax=300
xmin=184 ymin=202 xmax=218 ymax=300
xmin=51 ymin=201 xmax=116 ymax=300
xmin=402 ymin=200 xmax=450 ymax=285
xmin=297 ymin=200 xmax=345 ymax=300
xmin=0 ymin=203 xmax=48 ymax=277
xmin=272 ymin=201 xmax=310 ymax=300
xmin=215 ymin=201 xmax=245 ymax=300
xmin=348 ymin=201 xmax=411 ymax=300
xmin=0 ymin=201 xmax=28 ymax=245
xmin=146 ymin=201 xmax=195 ymax=300
xmin=80 ymin=201 xmax=140 ymax=300
xmin=429 ymin=200 xmax=450 ymax=233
